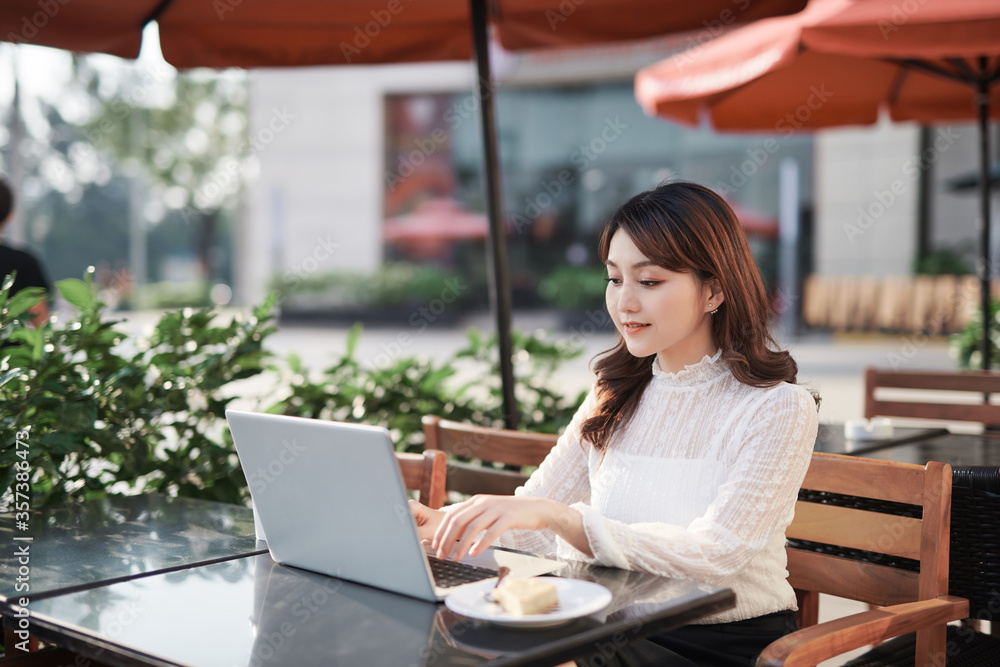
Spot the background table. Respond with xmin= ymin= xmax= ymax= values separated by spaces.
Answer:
xmin=813 ymin=423 xmax=949 ymax=456
xmin=17 ymin=553 xmax=735 ymax=667
xmin=857 ymin=432 xmax=1000 ymax=467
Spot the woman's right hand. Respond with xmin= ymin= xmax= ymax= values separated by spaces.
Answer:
xmin=408 ymin=499 xmax=444 ymax=542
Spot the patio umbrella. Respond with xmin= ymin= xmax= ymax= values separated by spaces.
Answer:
xmin=636 ymin=0 xmax=1000 ymax=368
xmin=384 ymin=198 xmax=489 ymax=261
xmin=1 ymin=1 xmax=812 ymax=67
xmin=2 ymin=0 xmax=811 ymax=427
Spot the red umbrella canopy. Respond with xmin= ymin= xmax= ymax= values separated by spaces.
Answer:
xmin=800 ymin=0 xmax=1000 ymax=123
xmin=635 ymin=0 xmax=1000 ymax=129
xmin=801 ymin=0 xmax=1000 ymax=58
xmin=383 ymin=198 xmax=489 ymax=243
xmin=3 ymin=0 xmax=809 ymax=68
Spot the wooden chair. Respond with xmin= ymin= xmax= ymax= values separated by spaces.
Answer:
xmin=875 ymin=277 xmax=913 ymax=332
xmin=802 ymin=274 xmax=830 ymax=329
xmin=395 ymin=450 xmax=447 ymax=509
xmin=758 ymin=453 xmax=967 ymax=666
xmin=930 ymin=275 xmax=958 ymax=335
xmin=948 ymin=276 xmax=979 ymax=333
xmin=421 ymin=415 xmax=558 ymax=498
xmin=864 ymin=367 xmax=1000 ymax=428
xmin=852 ymin=276 xmax=881 ymax=332
xmin=829 ymin=277 xmax=857 ymax=331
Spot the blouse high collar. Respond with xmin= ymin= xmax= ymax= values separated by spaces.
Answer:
xmin=650 ymin=349 xmax=726 ymax=387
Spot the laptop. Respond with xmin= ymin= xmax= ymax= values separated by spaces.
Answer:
xmin=226 ymin=410 xmax=565 ymax=602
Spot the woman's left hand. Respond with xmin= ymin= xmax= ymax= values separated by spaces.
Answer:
xmin=432 ymin=495 xmax=591 ymax=560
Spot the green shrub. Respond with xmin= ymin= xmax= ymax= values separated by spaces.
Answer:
xmin=539 ymin=265 xmax=607 ymax=310
xmin=950 ymin=298 xmax=1000 ymax=369
xmin=270 ymin=262 xmax=471 ymax=309
xmin=913 ymin=246 xmax=974 ymax=276
xmin=1 ymin=272 xmax=276 ymax=508
xmin=1 ymin=274 xmax=583 ymax=509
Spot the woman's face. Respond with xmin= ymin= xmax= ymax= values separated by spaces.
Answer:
xmin=604 ymin=231 xmax=720 ymax=373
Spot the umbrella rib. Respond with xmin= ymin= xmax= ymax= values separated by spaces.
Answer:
xmin=897 ymin=58 xmax=969 ymax=87
xmin=887 ymin=68 xmax=908 ymax=107
xmin=142 ymin=0 xmax=177 ymax=28
xmin=988 ymin=57 xmax=1000 ymax=85
xmin=948 ymin=57 xmax=978 ymax=82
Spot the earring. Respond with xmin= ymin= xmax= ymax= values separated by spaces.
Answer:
xmin=709 ymin=303 xmax=719 ymax=315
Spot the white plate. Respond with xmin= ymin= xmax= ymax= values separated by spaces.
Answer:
xmin=445 ymin=578 xmax=613 ymax=628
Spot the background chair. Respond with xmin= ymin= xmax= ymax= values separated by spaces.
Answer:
xmin=395 ymin=450 xmax=446 ymax=510
xmin=864 ymin=367 xmax=1000 ymax=428
xmin=842 ymin=465 xmax=1000 ymax=665
xmin=758 ymin=453 xmax=967 ymax=666
xmin=421 ymin=415 xmax=558 ymax=498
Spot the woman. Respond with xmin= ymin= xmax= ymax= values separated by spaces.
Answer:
xmin=411 ymin=181 xmax=819 ymax=666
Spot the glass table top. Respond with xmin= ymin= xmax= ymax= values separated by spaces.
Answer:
xmin=857 ymin=432 xmax=1000 ymax=467
xmin=813 ymin=423 xmax=949 ymax=455
xmin=23 ymin=554 xmax=734 ymax=667
xmin=0 ymin=494 xmax=263 ymax=604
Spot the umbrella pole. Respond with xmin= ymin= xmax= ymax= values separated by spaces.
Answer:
xmin=977 ymin=59 xmax=992 ymax=372
xmin=469 ymin=0 xmax=519 ymax=429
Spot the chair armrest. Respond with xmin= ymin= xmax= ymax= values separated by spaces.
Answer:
xmin=756 ymin=595 xmax=968 ymax=667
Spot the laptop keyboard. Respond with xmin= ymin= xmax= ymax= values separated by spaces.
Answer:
xmin=427 ymin=555 xmax=497 ymax=589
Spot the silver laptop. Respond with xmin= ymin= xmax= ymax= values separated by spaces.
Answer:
xmin=226 ymin=410 xmax=564 ymax=602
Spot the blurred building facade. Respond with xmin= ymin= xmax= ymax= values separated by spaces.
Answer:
xmin=238 ymin=38 xmax=993 ymax=321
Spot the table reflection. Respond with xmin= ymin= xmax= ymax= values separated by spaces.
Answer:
xmin=0 ymin=494 xmax=262 ymax=605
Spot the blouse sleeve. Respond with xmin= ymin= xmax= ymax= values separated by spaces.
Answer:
xmin=492 ymin=388 xmax=598 ymax=557
xmin=559 ymin=385 xmax=818 ymax=584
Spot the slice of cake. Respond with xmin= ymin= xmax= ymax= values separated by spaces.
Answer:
xmin=492 ymin=577 xmax=559 ymax=615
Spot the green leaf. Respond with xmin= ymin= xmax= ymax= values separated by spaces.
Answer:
xmin=57 ymin=279 xmax=98 ymax=311
xmin=39 ymin=431 xmax=85 ymax=455
xmin=0 ymin=368 xmax=21 ymax=389
xmin=2 ymin=287 xmax=46 ymax=321
xmin=345 ymin=322 xmax=363 ymax=359
xmin=8 ymin=327 xmax=44 ymax=360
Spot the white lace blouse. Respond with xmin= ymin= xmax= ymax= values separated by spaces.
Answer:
xmin=496 ymin=350 xmax=819 ymax=624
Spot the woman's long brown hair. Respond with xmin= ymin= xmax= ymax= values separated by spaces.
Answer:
xmin=580 ymin=181 xmax=813 ymax=450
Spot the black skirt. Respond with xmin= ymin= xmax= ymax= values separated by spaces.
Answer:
xmin=576 ymin=609 xmax=798 ymax=667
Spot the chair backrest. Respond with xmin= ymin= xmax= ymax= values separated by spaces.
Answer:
xmin=787 ymin=453 xmax=952 ymax=660
xmin=948 ymin=466 xmax=1000 ymax=622
xmin=864 ymin=367 xmax=1000 ymax=427
xmin=395 ymin=450 xmax=446 ymax=509
xmin=421 ymin=415 xmax=559 ymax=498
